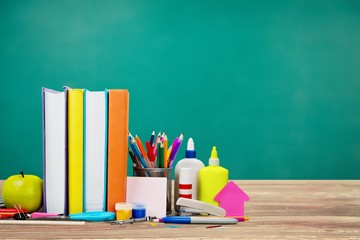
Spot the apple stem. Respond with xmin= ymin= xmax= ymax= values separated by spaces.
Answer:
xmin=20 ymin=171 xmax=24 ymax=178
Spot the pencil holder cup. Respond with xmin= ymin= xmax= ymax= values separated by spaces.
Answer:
xmin=133 ymin=167 xmax=172 ymax=214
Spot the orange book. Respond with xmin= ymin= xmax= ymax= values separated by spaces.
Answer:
xmin=107 ymin=89 xmax=129 ymax=212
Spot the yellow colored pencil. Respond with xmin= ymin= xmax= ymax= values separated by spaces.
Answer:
xmin=165 ymin=145 xmax=172 ymax=168
xmin=163 ymin=134 xmax=168 ymax=168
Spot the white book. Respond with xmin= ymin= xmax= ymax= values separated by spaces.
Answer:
xmin=84 ymin=89 xmax=108 ymax=212
xmin=42 ymin=88 xmax=67 ymax=214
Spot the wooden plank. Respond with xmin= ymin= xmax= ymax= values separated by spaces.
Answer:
xmin=0 ymin=180 xmax=359 ymax=239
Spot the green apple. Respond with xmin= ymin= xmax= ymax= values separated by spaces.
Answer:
xmin=2 ymin=171 xmax=43 ymax=213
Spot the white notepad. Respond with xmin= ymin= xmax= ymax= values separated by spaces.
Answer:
xmin=126 ymin=177 xmax=167 ymax=218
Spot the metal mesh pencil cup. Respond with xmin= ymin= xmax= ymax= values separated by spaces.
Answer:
xmin=133 ymin=167 xmax=172 ymax=214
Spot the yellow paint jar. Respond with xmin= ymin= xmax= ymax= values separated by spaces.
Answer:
xmin=115 ymin=203 xmax=132 ymax=220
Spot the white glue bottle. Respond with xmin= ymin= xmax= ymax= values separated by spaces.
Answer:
xmin=178 ymin=167 xmax=192 ymax=199
xmin=174 ymin=137 xmax=205 ymax=212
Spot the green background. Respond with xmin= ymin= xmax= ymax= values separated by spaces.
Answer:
xmin=1 ymin=0 xmax=359 ymax=180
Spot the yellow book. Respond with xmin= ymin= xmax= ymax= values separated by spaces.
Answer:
xmin=67 ymin=88 xmax=84 ymax=214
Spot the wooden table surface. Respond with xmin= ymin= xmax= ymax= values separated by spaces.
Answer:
xmin=0 ymin=180 xmax=359 ymax=239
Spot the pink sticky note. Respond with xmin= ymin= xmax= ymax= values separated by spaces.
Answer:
xmin=214 ymin=181 xmax=249 ymax=217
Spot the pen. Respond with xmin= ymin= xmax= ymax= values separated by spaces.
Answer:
xmin=154 ymin=216 xmax=238 ymax=224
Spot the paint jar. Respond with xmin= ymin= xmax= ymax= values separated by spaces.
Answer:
xmin=133 ymin=167 xmax=172 ymax=214
xmin=132 ymin=203 xmax=146 ymax=219
xmin=115 ymin=202 xmax=132 ymax=220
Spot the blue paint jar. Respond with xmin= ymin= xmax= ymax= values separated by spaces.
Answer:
xmin=132 ymin=203 xmax=146 ymax=218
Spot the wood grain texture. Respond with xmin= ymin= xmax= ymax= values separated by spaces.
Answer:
xmin=0 ymin=180 xmax=359 ymax=239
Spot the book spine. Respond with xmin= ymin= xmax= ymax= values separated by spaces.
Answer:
xmin=107 ymin=90 xmax=129 ymax=212
xmin=68 ymin=89 xmax=84 ymax=214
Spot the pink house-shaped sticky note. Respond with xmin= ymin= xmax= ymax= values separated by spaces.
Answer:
xmin=214 ymin=181 xmax=249 ymax=216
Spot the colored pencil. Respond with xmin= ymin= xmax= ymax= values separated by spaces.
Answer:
xmin=163 ymin=134 xmax=168 ymax=168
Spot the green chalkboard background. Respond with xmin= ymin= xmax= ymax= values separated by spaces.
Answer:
xmin=1 ymin=0 xmax=359 ymax=180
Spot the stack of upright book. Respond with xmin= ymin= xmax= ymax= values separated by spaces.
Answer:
xmin=42 ymin=87 xmax=129 ymax=215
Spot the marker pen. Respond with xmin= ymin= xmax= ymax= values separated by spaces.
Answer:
xmin=155 ymin=216 xmax=238 ymax=224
